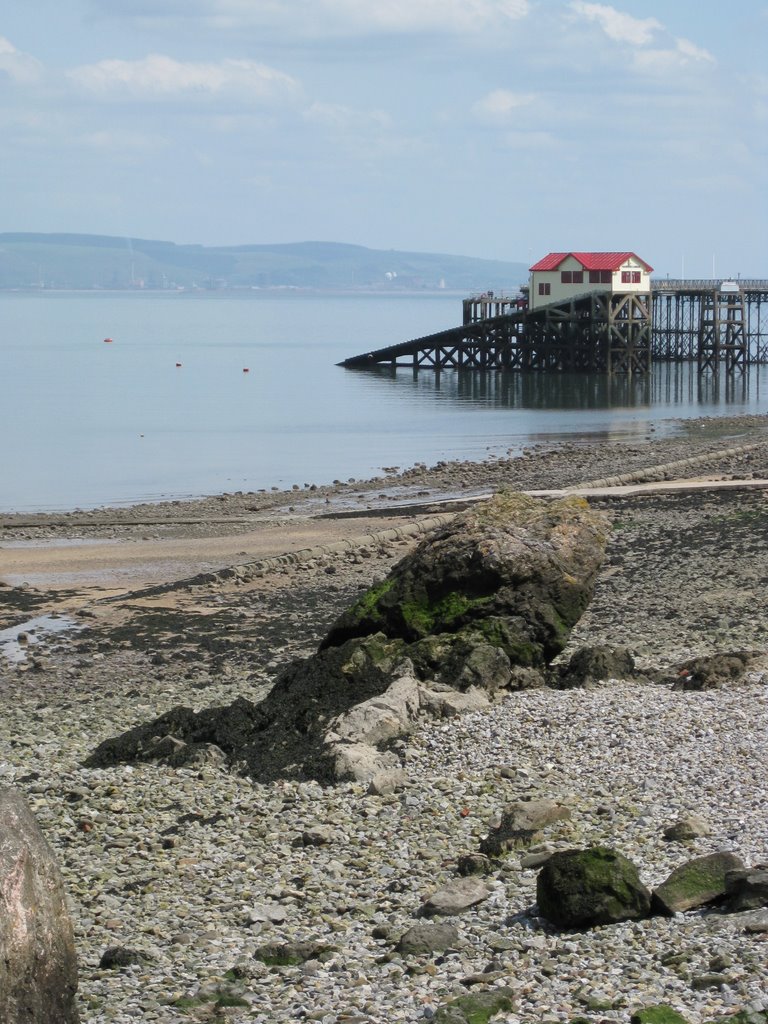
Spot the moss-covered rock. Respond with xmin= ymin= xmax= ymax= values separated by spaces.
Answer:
xmin=536 ymin=846 xmax=652 ymax=928
xmin=432 ymin=987 xmax=515 ymax=1024
xmin=321 ymin=493 xmax=609 ymax=668
xmin=630 ymin=1006 xmax=690 ymax=1024
xmin=653 ymin=852 xmax=745 ymax=914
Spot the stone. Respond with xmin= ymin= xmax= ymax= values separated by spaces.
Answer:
xmin=552 ymin=644 xmax=636 ymax=688
xmin=670 ymin=651 xmax=759 ymax=690
xmin=252 ymin=941 xmax=334 ymax=966
xmin=420 ymin=876 xmax=493 ymax=917
xmin=0 ymin=787 xmax=80 ymax=1023
xmin=99 ymin=946 xmax=147 ymax=969
xmin=432 ymin=987 xmax=515 ymax=1024
xmin=652 ymin=851 xmax=745 ymax=914
xmin=723 ymin=867 xmax=768 ymax=912
xmin=630 ymin=1006 xmax=690 ymax=1024
xmin=480 ymin=798 xmax=572 ymax=856
xmin=663 ymin=813 xmax=711 ymax=842
xmin=418 ymin=684 xmax=491 ymax=718
xmin=536 ymin=846 xmax=652 ymax=928
xmin=396 ymin=922 xmax=459 ymax=955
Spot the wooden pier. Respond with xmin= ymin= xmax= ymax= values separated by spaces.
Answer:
xmin=340 ymin=280 xmax=768 ymax=375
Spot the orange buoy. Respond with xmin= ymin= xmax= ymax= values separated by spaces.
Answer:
xmin=103 ymin=337 xmax=113 ymax=343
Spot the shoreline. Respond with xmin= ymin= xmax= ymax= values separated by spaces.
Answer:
xmin=1 ymin=415 xmax=767 ymax=1023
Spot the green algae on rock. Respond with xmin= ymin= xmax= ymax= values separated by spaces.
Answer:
xmin=536 ymin=846 xmax=652 ymax=928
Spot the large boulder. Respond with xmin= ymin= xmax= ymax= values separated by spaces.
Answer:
xmin=536 ymin=846 xmax=652 ymax=928
xmin=86 ymin=494 xmax=608 ymax=784
xmin=0 ymin=788 xmax=79 ymax=1023
xmin=323 ymin=492 xmax=609 ymax=668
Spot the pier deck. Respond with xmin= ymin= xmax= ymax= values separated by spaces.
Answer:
xmin=340 ymin=280 xmax=768 ymax=374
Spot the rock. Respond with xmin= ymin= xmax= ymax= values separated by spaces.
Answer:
xmin=723 ymin=866 xmax=768 ymax=912
xmin=552 ymin=644 xmax=636 ymax=688
xmin=0 ymin=787 xmax=80 ymax=1023
xmin=418 ymin=684 xmax=491 ymax=718
xmin=252 ymin=941 xmax=333 ymax=966
xmin=480 ymin=798 xmax=572 ymax=856
xmin=245 ymin=904 xmax=288 ymax=926
xmin=740 ymin=909 xmax=768 ymax=932
xmin=652 ymin=851 xmax=745 ymax=914
xmin=420 ymin=876 xmax=493 ymax=917
xmin=367 ymin=767 xmax=407 ymax=795
xmin=536 ymin=846 xmax=652 ymax=928
xmin=663 ymin=813 xmax=711 ymax=842
xmin=670 ymin=651 xmax=760 ymax=690
xmin=456 ymin=853 xmax=492 ymax=876
xmin=328 ymin=672 xmax=420 ymax=746
xmin=322 ymin=493 xmax=609 ymax=666
xmin=432 ymin=987 xmax=515 ymax=1024
xmin=630 ymin=1006 xmax=690 ymax=1024
xmin=327 ymin=742 xmax=402 ymax=786
xmin=300 ymin=825 xmax=333 ymax=847
xmin=99 ymin=946 xmax=147 ymax=969
xmin=85 ymin=494 xmax=608 ymax=785
xmin=396 ymin=922 xmax=459 ymax=955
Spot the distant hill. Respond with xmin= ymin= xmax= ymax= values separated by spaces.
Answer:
xmin=0 ymin=233 xmax=528 ymax=293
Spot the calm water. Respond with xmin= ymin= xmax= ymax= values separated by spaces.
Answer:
xmin=1 ymin=291 xmax=766 ymax=512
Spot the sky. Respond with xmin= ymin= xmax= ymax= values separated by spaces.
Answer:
xmin=1 ymin=0 xmax=766 ymax=277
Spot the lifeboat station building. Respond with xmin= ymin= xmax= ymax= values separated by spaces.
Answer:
xmin=529 ymin=252 xmax=653 ymax=310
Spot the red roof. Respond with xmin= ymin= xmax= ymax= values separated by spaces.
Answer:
xmin=530 ymin=252 xmax=653 ymax=272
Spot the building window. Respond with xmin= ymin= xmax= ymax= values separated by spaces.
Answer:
xmin=632 ymin=271 xmax=641 ymax=284
xmin=538 ymin=282 xmax=551 ymax=296
xmin=601 ymin=270 xmax=612 ymax=284
xmin=572 ymin=271 xmax=584 ymax=284
xmin=621 ymin=271 xmax=631 ymax=284
xmin=561 ymin=271 xmax=572 ymax=284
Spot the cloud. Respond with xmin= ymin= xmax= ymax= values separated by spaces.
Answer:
xmin=472 ymin=89 xmax=535 ymax=122
xmin=89 ymin=0 xmax=530 ymax=36
xmin=633 ymin=37 xmax=716 ymax=74
xmin=568 ymin=2 xmax=661 ymax=45
xmin=0 ymin=36 xmax=44 ymax=84
xmin=67 ymin=54 xmax=300 ymax=103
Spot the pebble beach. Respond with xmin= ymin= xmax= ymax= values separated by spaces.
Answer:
xmin=1 ymin=414 xmax=767 ymax=1024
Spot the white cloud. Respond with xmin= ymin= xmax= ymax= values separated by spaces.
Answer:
xmin=633 ymin=37 xmax=716 ymax=74
xmin=472 ymin=89 xmax=535 ymax=122
xmin=569 ymin=2 xmax=661 ymax=45
xmin=0 ymin=36 xmax=44 ymax=84
xmin=95 ymin=0 xmax=530 ymax=36
xmin=67 ymin=54 xmax=300 ymax=103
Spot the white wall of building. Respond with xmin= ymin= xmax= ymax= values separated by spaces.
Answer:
xmin=529 ymin=254 xmax=651 ymax=310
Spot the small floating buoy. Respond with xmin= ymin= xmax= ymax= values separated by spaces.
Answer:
xmin=103 ymin=337 xmax=113 ymax=343
xmin=176 ymin=362 xmax=182 ymax=367
xmin=243 ymin=368 xmax=250 ymax=373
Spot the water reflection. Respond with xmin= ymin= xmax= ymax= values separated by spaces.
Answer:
xmin=360 ymin=362 xmax=761 ymax=413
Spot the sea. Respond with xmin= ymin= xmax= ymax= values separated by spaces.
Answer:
xmin=2 ymin=290 xmax=766 ymax=513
